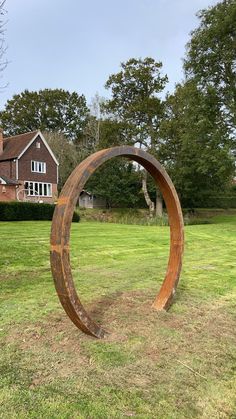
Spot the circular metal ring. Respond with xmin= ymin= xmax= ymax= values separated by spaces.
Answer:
xmin=50 ymin=146 xmax=184 ymax=338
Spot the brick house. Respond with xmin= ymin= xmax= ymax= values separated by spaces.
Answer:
xmin=0 ymin=130 xmax=59 ymax=203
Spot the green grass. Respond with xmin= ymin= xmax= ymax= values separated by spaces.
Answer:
xmin=0 ymin=218 xmax=236 ymax=418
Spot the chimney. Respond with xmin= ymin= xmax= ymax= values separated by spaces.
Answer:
xmin=0 ymin=129 xmax=3 ymax=155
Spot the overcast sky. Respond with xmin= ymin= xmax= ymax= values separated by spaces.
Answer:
xmin=1 ymin=0 xmax=219 ymax=109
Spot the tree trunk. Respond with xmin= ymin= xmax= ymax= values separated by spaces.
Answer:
xmin=142 ymin=170 xmax=155 ymax=218
xmin=156 ymin=187 xmax=163 ymax=217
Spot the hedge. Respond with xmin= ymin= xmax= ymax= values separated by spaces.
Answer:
xmin=0 ymin=201 xmax=80 ymax=222
xmin=181 ymin=193 xmax=236 ymax=209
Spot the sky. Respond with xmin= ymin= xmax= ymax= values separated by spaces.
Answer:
xmin=0 ymin=0 xmax=219 ymax=109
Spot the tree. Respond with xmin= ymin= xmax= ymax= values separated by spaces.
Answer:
xmin=86 ymin=158 xmax=141 ymax=208
xmin=97 ymin=119 xmax=129 ymax=149
xmin=79 ymin=115 xmax=100 ymax=161
xmin=104 ymin=57 xmax=167 ymax=147
xmin=103 ymin=57 xmax=168 ymax=216
xmin=159 ymin=80 xmax=234 ymax=206
xmin=184 ymin=0 xmax=236 ymax=135
xmin=81 ymin=117 xmax=143 ymax=207
xmin=43 ymin=131 xmax=79 ymax=191
xmin=0 ymin=1 xmax=7 ymax=86
xmin=0 ymin=89 xmax=89 ymax=142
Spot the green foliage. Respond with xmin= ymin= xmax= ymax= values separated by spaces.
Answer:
xmin=183 ymin=192 xmax=236 ymax=209
xmin=113 ymin=213 xmax=169 ymax=226
xmin=98 ymin=119 xmax=129 ymax=149
xmin=1 ymin=4 xmax=235 ymax=210
xmin=185 ymin=217 xmax=211 ymax=225
xmin=0 ymin=201 xmax=80 ymax=222
xmin=158 ymin=0 xmax=236 ymax=207
xmin=79 ymin=207 xmax=170 ymax=225
xmin=102 ymin=57 xmax=167 ymax=214
xmin=103 ymin=57 xmax=167 ymax=147
xmin=78 ymin=207 xmax=222 ymax=226
xmin=0 ymin=88 xmax=89 ymax=142
xmin=86 ymin=158 xmax=143 ymax=208
xmin=84 ymin=119 xmax=144 ymax=209
xmin=159 ymin=80 xmax=234 ymax=205
xmin=184 ymin=0 xmax=236 ymax=133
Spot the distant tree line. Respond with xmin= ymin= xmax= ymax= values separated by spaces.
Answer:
xmin=0 ymin=0 xmax=235 ymax=211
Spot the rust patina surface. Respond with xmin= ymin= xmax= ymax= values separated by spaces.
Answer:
xmin=50 ymin=146 xmax=184 ymax=338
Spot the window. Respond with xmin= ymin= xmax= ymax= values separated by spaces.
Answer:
xmin=31 ymin=161 xmax=46 ymax=173
xmin=36 ymin=142 xmax=41 ymax=149
xmin=24 ymin=181 xmax=52 ymax=197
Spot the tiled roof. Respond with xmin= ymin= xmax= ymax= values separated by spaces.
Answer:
xmin=0 ymin=175 xmax=19 ymax=185
xmin=0 ymin=130 xmax=39 ymax=161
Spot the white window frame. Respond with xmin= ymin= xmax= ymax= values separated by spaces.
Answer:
xmin=24 ymin=181 xmax=52 ymax=197
xmin=31 ymin=160 xmax=46 ymax=173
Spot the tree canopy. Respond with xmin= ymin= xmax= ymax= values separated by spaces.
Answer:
xmin=86 ymin=158 xmax=142 ymax=208
xmin=103 ymin=57 xmax=168 ymax=148
xmin=0 ymin=89 xmax=89 ymax=142
xmin=159 ymin=80 xmax=234 ymax=206
xmin=1 ymin=0 xmax=235 ymax=209
xmin=184 ymin=0 xmax=236 ymax=133
xmin=102 ymin=57 xmax=168 ymax=215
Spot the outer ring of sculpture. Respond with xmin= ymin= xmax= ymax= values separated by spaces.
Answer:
xmin=50 ymin=146 xmax=184 ymax=338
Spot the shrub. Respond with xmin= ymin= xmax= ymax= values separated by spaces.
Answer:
xmin=181 ymin=193 xmax=236 ymax=209
xmin=184 ymin=217 xmax=211 ymax=226
xmin=0 ymin=202 xmax=80 ymax=222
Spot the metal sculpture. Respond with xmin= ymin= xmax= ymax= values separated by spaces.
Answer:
xmin=50 ymin=146 xmax=184 ymax=338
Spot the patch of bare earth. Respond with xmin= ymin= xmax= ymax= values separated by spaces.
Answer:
xmin=5 ymin=288 xmax=236 ymax=387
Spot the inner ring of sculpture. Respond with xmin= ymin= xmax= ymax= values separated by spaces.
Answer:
xmin=50 ymin=146 xmax=184 ymax=339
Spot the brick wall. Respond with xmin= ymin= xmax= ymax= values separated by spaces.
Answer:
xmin=18 ymin=135 xmax=58 ymax=183
xmin=0 ymin=160 xmax=16 ymax=179
xmin=0 ymin=184 xmax=16 ymax=201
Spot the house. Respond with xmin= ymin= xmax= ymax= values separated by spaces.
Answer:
xmin=79 ymin=190 xmax=106 ymax=209
xmin=0 ymin=130 xmax=59 ymax=203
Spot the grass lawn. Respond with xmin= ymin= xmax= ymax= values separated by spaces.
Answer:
xmin=0 ymin=216 xmax=236 ymax=418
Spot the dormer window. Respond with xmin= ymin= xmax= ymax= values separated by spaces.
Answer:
xmin=36 ymin=141 xmax=41 ymax=149
xmin=31 ymin=160 xmax=46 ymax=173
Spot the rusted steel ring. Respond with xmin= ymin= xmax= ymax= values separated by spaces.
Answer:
xmin=50 ymin=146 xmax=184 ymax=338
